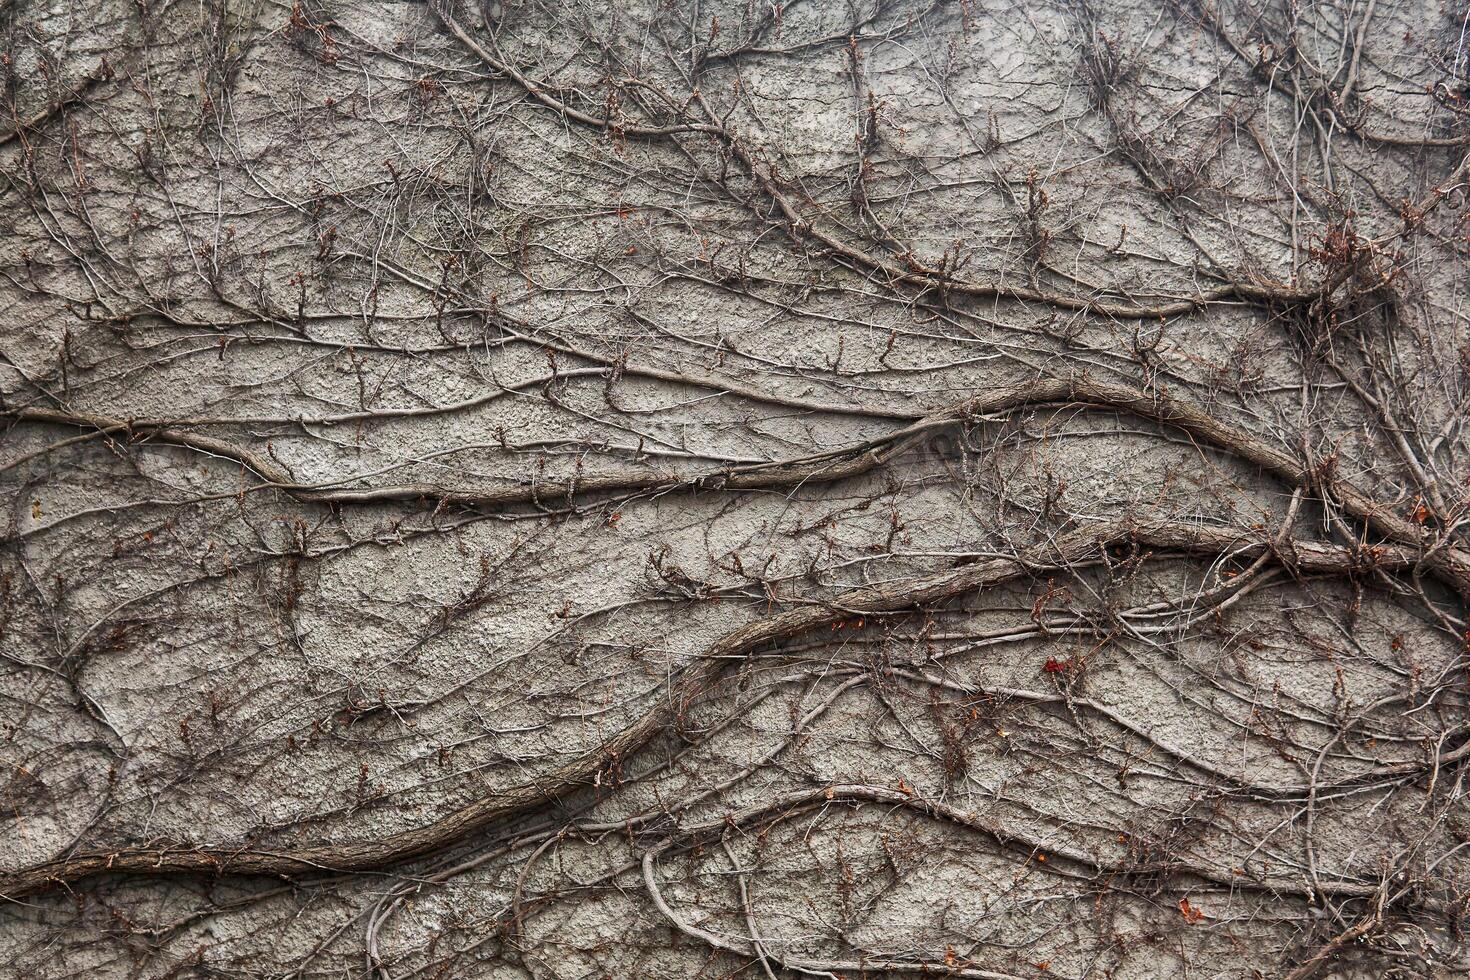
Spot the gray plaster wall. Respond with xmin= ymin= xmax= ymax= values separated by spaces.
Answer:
xmin=1 ymin=0 xmax=1469 ymax=976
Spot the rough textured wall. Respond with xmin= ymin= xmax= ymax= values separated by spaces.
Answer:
xmin=2 ymin=0 xmax=1469 ymax=976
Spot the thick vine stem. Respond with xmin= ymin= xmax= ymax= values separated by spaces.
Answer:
xmin=0 ymin=518 xmax=1442 ymax=900
xmin=13 ymin=371 xmax=1469 ymax=591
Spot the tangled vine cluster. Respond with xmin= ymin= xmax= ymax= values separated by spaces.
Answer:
xmin=2 ymin=0 xmax=1470 ymax=976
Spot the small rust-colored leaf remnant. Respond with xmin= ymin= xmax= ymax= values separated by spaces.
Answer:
xmin=1179 ymin=897 xmax=1204 ymax=923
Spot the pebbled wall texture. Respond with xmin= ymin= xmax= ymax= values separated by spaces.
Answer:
xmin=2 ymin=0 xmax=1470 ymax=977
